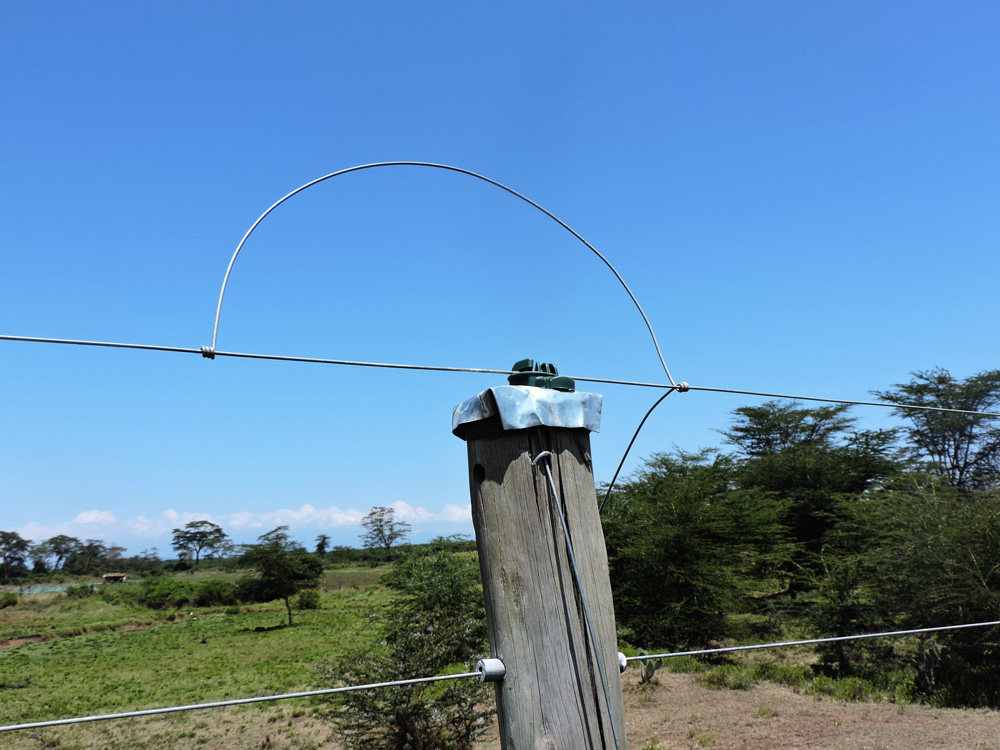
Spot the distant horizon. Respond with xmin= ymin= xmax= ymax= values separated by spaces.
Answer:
xmin=11 ymin=499 xmax=475 ymax=560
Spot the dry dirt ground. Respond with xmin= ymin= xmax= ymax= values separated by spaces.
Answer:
xmin=7 ymin=671 xmax=1000 ymax=749
xmin=613 ymin=670 xmax=1000 ymax=750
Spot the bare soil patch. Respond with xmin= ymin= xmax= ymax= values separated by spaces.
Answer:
xmin=0 ymin=635 xmax=45 ymax=650
xmin=619 ymin=670 xmax=1000 ymax=750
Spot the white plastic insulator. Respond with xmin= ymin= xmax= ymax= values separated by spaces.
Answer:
xmin=618 ymin=652 xmax=628 ymax=673
xmin=477 ymin=658 xmax=506 ymax=683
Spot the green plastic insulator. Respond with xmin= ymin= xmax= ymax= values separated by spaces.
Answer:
xmin=507 ymin=358 xmax=575 ymax=392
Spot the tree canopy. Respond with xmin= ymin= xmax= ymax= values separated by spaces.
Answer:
xmin=237 ymin=526 xmax=322 ymax=626
xmin=171 ymin=520 xmax=229 ymax=566
xmin=874 ymin=368 xmax=1000 ymax=492
xmin=360 ymin=506 xmax=411 ymax=552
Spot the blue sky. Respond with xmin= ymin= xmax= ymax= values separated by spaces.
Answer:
xmin=2 ymin=3 xmax=997 ymax=556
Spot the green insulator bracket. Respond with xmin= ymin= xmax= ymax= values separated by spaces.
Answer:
xmin=507 ymin=358 xmax=575 ymax=392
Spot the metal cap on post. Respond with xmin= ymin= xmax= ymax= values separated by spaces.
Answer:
xmin=454 ymin=360 xmax=627 ymax=750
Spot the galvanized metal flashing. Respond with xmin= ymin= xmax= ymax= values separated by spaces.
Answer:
xmin=452 ymin=385 xmax=602 ymax=438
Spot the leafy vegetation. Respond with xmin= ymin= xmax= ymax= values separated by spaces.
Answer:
xmin=319 ymin=544 xmax=492 ymax=749
xmin=606 ymin=368 xmax=1000 ymax=709
xmin=237 ymin=527 xmax=324 ymax=627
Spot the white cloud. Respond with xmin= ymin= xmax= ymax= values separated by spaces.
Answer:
xmin=71 ymin=509 xmax=118 ymax=525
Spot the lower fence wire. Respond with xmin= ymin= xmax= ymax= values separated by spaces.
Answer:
xmin=626 ymin=620 xmax=1000 ymax=663
xmin=0 ymin=670 xmax=481 ymax=734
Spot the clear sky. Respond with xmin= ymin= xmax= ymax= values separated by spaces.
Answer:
xmin=2 ymin=3 xmax=997 ymax=556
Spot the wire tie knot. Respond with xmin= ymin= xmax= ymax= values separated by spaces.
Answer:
xmin=200 ymin=346 xmax=216 ymax=360
xmin=676 ymin=381 xmax=690 ymax=392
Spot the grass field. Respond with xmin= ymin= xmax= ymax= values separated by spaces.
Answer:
xmin=0 ymin=568 xmax=394 ymax=750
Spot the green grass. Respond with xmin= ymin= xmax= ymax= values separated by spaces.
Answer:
xmin=0 ymin=577 xmax=391 ymax=731
xmin=321 ymin=567 xmax=387 ymax=590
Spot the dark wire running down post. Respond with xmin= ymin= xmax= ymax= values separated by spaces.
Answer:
xmin=533 ymin=451 xmax=623 ymax=750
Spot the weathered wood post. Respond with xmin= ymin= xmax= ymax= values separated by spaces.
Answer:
xmin=453 ymin=361 xmax=627 ymax=749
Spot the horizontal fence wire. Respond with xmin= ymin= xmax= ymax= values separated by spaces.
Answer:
xmin=0 ymin=670 xmax=482 ymax=734
xmin=2 ymin=335 xmax=997 ymax=418
xmin=626 ymin=620 xmax=1000 ymax=663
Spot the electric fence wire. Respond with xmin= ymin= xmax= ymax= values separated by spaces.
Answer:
xmin=625 ymin=620 xmax=1000 ymax=663
xmin=205 ymin=161 xmax=678 ymax=388
xmin=0 ymin=670 xmax=483 ymax=734
xmin=599 ymin=387 xmax=678 ymax=512
xmin=533 ymin=451 xmax=623 ymax=750
xmin=1 ymin=335 xmax=996 ymax=420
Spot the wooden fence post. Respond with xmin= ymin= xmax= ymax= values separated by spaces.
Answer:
xmin=453 ymin=381 xmax=627 ymax=749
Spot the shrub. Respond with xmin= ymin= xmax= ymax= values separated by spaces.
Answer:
xmin=294 ymin=589 xmax=321 ymax=610
xmin=0 ymin=591 xmax=18 ymax=609
xmin=140 ymin=578 xmax=192 ymax=609
xmin=99 ymin=585 xmax=142 ymax=607
xmin=224 ymin=606 xmax=241 ymax=615
xmin=701 ymin=664 xmax=757 ymax=690
xmin=805 ymin=674 xmax=878 ymax=702
xmin=65 ymin=584 xmax=95 ymax=598
xmin=320 ymin=547 xmax=492 ymax=749
xmin=193 ymin=579 xmax=237 ymax=607
xmin=752 ymin=662 xmax=808 ymax=689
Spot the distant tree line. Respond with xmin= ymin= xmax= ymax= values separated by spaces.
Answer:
xmin=0 ymin=506 xmax=415 ymax=583
xmin=0 ymin=532 xmax=161 ymax=580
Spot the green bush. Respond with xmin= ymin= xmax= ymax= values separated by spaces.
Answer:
xmin=224 ymin=605 xmax=241 ymax=615
xmin=294 ymin=589 xmax=321 ymax=610
xmin=321 ymin=546 xmax=492 ymax=749
xmin=701 ymin=664 xmax=757 ymax=690
xmin=805 ymin=675 xmax=878 ymax=702
xmin=751 ymin=662 xmax=809 ymax=689
xmin=0 ymin=591 xmax=18 ymax=609
xmin=99 ymin=585 xmax=142 ymax=607
xmin=193 ymin=579 xmax=237 ymax=607
xmin=140 ymin=578 xmax=192 ymax=609
xmin=662 ymin=656 xmax=708 ymax=674
xmin=65 ymin=584 xmax=95 ymax=598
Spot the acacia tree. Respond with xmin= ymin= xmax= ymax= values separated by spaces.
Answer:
xmin=28 ymin=541 xmax=55 ymax=573
xmin=874 ymin=368 xmax=1000 ymax=493
xmin=238 ymin=526 xmax=322 ymax=626
xmin=315 ymin=534 xmax=331 ymax=558
xmin=73 ymin=539 xmax=108 ymax=574
xmin=360 ymin=507 xmax=411 ymax=553
xmin=603 ymin=450 xmax=790 ymax=647
xmin=723 ymin=401 xmax=899 ymax=594
xmin=0 ymin=531 xmax=30 ymax=580
xmin=46 ymin=535 xmax=80 ymax=570
xmin=171 ymin=520 xmax=229 ymax=566
xmin=829 ymin=480 xmax=1000 ymax=704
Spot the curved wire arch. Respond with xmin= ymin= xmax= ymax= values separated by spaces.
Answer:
xmin=208 ymin=161 xmax=677 ymax=386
